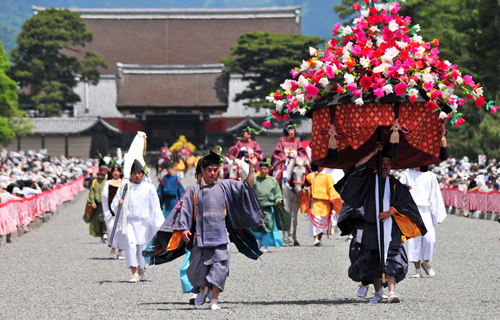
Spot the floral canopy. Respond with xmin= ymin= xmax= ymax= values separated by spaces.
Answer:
xmin=264 ymin=0 xmax=497 ymax=169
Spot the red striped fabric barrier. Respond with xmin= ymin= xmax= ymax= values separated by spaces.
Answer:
xmin=0 ymin=176 xmax=85 ymax=236
xmin=441 ymin=188 xmax=500 ymax=212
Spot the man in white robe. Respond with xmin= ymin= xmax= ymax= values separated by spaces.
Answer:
xmin=111 ymin=160 xmax=164 ymax=283
xmin=400 ymin=167 xmax=447 ymax=278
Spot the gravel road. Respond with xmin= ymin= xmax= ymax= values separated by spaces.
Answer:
xmin=1 ymin=173 xmax=499 ymax=319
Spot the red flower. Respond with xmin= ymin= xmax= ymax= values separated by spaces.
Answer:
xmin=476 ymin=96 xmax=485 ymax=108
xmin=360 ymin=76 xmax=373 ymax=91
xmin=431 ymin=90 xmax=442 ymax=100
xmin=290 ymin=82 xmax=299 ymax=91
xmin=274 ymin=92 xmax=283 ymax=101
xmin=394 ymin=83 xmax=408 ymax=96
xmin=432 ymin=39 xmax=440 ymax=46
xmin=352 ymin=4 xmax=361 ymax=10
xmin=454 ymin=117 xmax=466 ymax=127
xmin=409 ymin=95 xmax=417 ymax=103
xmin=426 ymin=101 xmax=438 ymax=111
xmin=336 ymin=85 xmax=344 ymax=94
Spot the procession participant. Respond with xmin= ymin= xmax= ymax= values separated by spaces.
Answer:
xmin=227 ymin=127 xmax=264 ymax=163
xmin=270 ymin=122 xmax=309 ymax=178
xmin=85 ymin=159 xmax=108 ymax=244
xmin=335 ymin=143 xmax=427 ymax=304
xmin=174 ymin=157 xmax=185 ymax=180
xmin=157 ymin=162 xmax=184 ymax=218
xmin=301 ymin=165 xmax=342 ymax=246
xmin=102 ymin=161 xmax=125 ymax=260
xmin=251 ymin=158 xmax=285 ymax=253
xmin=111 ymin=160 xmax=164 ymax=283
xmin=164 ymin=149 xmax=265 ymax=310
xmin=186 ymin=153 xmax=198 ymax=178
xmin=400 ymin=167 xmax=447 ymax=278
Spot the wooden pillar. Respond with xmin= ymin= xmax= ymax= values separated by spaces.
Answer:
xmin=65 ymin=135 xmax=69 ymax=158
xmin=41 ymin=135 xmax=45 ymax=149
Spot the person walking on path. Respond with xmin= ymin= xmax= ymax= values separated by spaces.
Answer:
xmin=102 ymin=161 xmax=125 ymax=259
xmin=251 ymin=158 xmax=285 ymax=253
xmin=85 ymin=159 xmax=108 ymax=244
xmin=335 ymin=143 xmax=427 ymax=304
xmin=111 ymin=160 xmax=164 ymax=283
xmin=157 ymin=162 xmax=184 ymax=218
xmin=400 ymin=167 xmax=447 ymax=278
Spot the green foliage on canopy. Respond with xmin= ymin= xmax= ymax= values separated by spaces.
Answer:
xmin=333 ymin=0 xmax=499 ymax=161
xmin=0 ymin=41 xmax=32 ymax=145
xmin=9 ymin=8 xmax=108 ymax=116
xmin=221 ymin=31 xmax=324 ymax=109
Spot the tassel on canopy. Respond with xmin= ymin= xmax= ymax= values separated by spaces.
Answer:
xmin=327 ymin=124 xmax=338 ymax=162
xmin=439 ymin=124 xmax=448 ymax=160
xmin=387 ymin=119 xmax=400 ymax=157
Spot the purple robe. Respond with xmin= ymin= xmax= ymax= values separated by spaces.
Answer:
xmin=270 ymin=136 xmax=309 ymax=174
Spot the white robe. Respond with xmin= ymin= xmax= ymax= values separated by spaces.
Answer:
xmin=102 ymin=179 xmax=122 ymax=250
xmin=400 ymin=170 xmax=447 ymax=262
xmin=111 ymin=179 xmax=164 ymax=246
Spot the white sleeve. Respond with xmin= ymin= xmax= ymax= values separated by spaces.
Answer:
xmin=102 ymin=181 xmax=110 ymax=220
xmin=429 ymin=174 xmax=447 ymax=225
xmin=149 ymin=185 xmax=165 ymax=230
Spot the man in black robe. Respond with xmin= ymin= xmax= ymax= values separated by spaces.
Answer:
xmin=336 ymin=143 xmax=427 ymax=304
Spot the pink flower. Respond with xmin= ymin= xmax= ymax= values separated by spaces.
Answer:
xmin=458 ymin=99 xmax=465 ymax=106
xmin=353 ymin=89 xmax=362 ymax=98
xmin=291 ymin=69 xmax=299 ymax=78
xmin=347 ymin=83 xmax=357 ymax=91
xmin=394 ymin=82 xmax=408 ymax=96
xmin=325 ymin=65 xmax=335 ymax=78
xmin=426 ymin=101 xmax=438 ymax=111
xmin=491 ymin=105 xmax=499 ymax=114
xmin=424 ymin=81 xmax=433 ymax=92
xmin=305 ymin=85 xmax=320 ymax=99
xmin=450 ymin=70 xmax=460 ymax=80
xmin=263 ymin=120 xmax=271 ymax=128
xmin=463 ymin=75 xmax=475 ymax=86
xmin=352 ymin=45 xmax=362 ymax=55
xmin=431 ymin=90 xmax=442 ymax=100
xmin=336 ymin=85 xmax=344 ymax=94
xmin=454 ymin=117 xmax=466 ymax=127
xmin=374 ymin=88 xmax=385 ymax=98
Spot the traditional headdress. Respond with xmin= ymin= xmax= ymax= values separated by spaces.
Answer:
xmin=202 ymin=146 xmax=224 ymax=168
xmin=242 ymin=126 xmax=261 ymax=135
xmin=130 ymin=159 xmax=144 ymax=173
xmin=259 ymin=158 xmax=271 ymax=168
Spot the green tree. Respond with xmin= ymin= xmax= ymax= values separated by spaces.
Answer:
xmin=9 ymin=8 xmax=108 ymax=116
xmin=221 ymin=31 xmax=324 ymax=108
xmin=0 ymin=40 xmax=31 ymax=145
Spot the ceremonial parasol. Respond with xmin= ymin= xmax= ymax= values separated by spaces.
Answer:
xmin=264 ymin=0 xmax=497 ymax=282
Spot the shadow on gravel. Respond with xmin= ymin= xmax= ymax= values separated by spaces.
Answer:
xmin=89 ymin=257 xmax=115 ymax=260
xmin=141 ymin=298 xmax=363 ymax=308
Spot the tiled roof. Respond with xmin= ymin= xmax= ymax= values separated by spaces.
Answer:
xmin=116 ymin=63 xmax=228 ymax=113
xmin=29 ymin=117 xmax=121 ymax=135
xmin=226 ymin=117 xmax=312 ymax=136
xmin=32 ymin=6 xmax=301 ymax=22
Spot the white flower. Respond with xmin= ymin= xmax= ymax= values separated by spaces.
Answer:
xmin=360 ymin=57 xmax=370 ymax=68
xmin=376 ymin=35 xmax=385 ymax=47
xmin=456 ymin=76 xmax=463 ymax=84
xmin=474 ymin=87 xmax=483 ymax=96
xmin=382 ymin=3 xmax=389 ymax=11
xmin=344 ymin=73 xmax=355 ymax=84
xmin=373 ymin=63 xmax=388 ymax=74
xmin=388 ymin=20 xmax=399 ymax=32
xmin=344 ymin=41 xmax=353 ymax=52
xmin=309 ymin=47 xmax=317 ymax=56
xmin=445 ymin=60 xmax=452 ymax=67
xmin=450 ymin=103 xmax=458 ymax=113
xmin=342 ymin=26 xmax=353 ymax=37
xmin=412 ymin=34 xmax=423 ymax=43
xmin=414 ymin=24 xmax=421 ymax=32
xmin=275 ymin=100 xmax=284 ymax=112
xmin=295 ymin=88 xmax=303 ymax=95
xmin=298 ymin=75 xmax=309 ymax=88
xmin=319 ymin=77 xmax=329 ymax=87
xmin=296 ymin=93 xmax=305 ymax=103
xmin=396 ymin=41 xmax=408 ymax=49
xmin=266 ymin=95 xmax=274 ymax=102
xmin=361 ymin=9 xmax=370 ymax=17
xmin=409 ymin=88 xmax=419 ymax=97
xmin=409 ymin=79 xmax=417 ymax=87
xmin=439 ymin=112 xmax=448 ymax=120
xmin=370 ymin=26 xmax=380 ymax=34
xmin=443 ymin=86 xmax=455 ymax=98
xmin=389 ymin=2 xmax=397 ymax=11
xmin=366 ymin=39 xmax=374 ymax=47
xmin=355 ymin=98 xmax=364 ymax=105
xmin=300 ymin=60 xmax=309 ymax=72
xmin=374 ymin=3 xmax=384 ymax=11
xmin=384 ymin=47 xmax=400 ymax=59
xmin=397 ymin=67 xmax=405 ymax=75
xmin=324 ymin=63 xmax=337 ymax=74
xmin=342 ymin=52 xmax=350 ymax=64
xmin=414 ymin=72 xmax=422 ymax=80
xmin=298 ymin=108 xmax=308 ymax=116
xmin=383 ymin=84 xmax=394 ymax=94
xmin=315 ymin=60 xmax=324 ymax=72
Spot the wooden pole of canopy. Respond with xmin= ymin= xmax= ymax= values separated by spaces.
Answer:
xmin=377 ymin=126 xmax=386 ymax=284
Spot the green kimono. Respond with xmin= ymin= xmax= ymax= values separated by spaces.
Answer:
xmin=252 ymin=174 xmax=283 ymax=233
xmin=86 ymin=177 xmax=108 ymax=237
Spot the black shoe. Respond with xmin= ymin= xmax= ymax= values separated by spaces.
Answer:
xmin=293 ymin=240 xmax=300 ymax=246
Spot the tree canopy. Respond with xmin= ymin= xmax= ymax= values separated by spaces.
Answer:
xmin=333 ymin=0 xmax=499 ymax=161
xmin=221 ymin=31 xmax=324 ymax=109
xmin=0 ymin=41 xmax=31 ymax=145
xmin=9 ymin=8 xmax=108 ymax=116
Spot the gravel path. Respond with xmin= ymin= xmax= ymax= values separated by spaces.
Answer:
xmin=1 ymin=174 xmax=500 ymax=319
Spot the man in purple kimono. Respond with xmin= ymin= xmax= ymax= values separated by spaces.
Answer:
xmin=270 ymin=122 xmax=310 ymax=178
xmin=227 ymin=127 xmax=264 ymax=162
xmin=169 ymin=149 xmax=265 ymax=310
